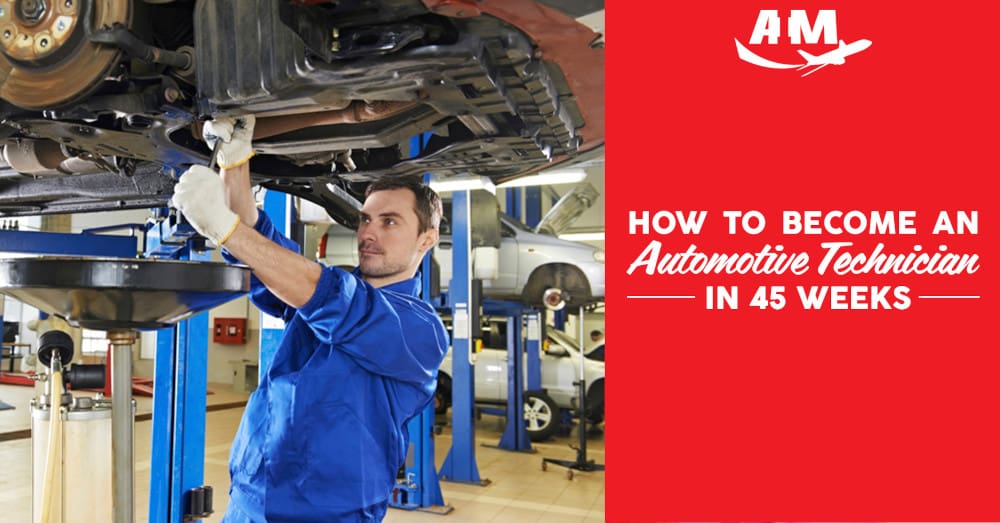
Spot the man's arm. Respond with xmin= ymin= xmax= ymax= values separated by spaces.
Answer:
xmin=219 ymin=161 xmax=320 ymax=308
xmin=222 ymin=222 xmax=322 ymax=309
xmin=174 ymin=113 xmax=323 ymax=309
xmin=174 ymin=164 xmax=322 ymax=309
xmin=219 ymin=162 xmax=258 ymax=227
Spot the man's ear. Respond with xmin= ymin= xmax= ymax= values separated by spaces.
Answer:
xmin=418 ymin=228 xmax=439 ymax=252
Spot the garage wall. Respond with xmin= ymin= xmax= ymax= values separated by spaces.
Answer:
xmin=71 ymin=209 xmax=152 ymax=237
xmin=205 ymin=296 xmax=260 ymax=387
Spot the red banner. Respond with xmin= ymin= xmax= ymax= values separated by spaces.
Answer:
xmin=607 ymin=1 xmax=999 ymax=520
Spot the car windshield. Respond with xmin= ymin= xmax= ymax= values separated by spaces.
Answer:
xmin=547 ymin=328 xmax=582 ymax=352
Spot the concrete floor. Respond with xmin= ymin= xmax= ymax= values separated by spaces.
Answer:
xmin=0 ymin=382 xmax=604 ymax=522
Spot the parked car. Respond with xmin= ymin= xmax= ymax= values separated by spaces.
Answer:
xmin=320 ymin=210 xmax=605 ymax=305
xmin=0 ymin=0 xmax=604 ymax=224
xmin=436 ymin=319 xmax=605 ymax=441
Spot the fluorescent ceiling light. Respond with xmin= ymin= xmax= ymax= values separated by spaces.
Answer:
xmin=429 ymin=175 xmax=496 ymax=194
xmin=558 ymin=232 xmax=605 ymax=241
xmin=496 ymin=169 xmax=587 ymax=188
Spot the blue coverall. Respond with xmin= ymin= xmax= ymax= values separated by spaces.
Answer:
xmin=221 ymin=212 xmax=449 ymax=522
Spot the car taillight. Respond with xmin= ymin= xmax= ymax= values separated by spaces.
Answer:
xmin=317 ymin=233 xmax=328 ymax=259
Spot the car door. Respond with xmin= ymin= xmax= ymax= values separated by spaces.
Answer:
xmin=541 ymin=338 xmax=579 ymax=409
xmin=473 ymin=320 xmax=506 ymax=402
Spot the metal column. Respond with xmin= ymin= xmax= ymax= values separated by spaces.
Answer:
xmin=505 ymin=187 xmax=522 ymax=222
xmin=149 ymin=246 xmax=212 ymax=523
xmin=497 ymin=314 xmax=532 ymax=452
xmin=524 ymin=186 xmax=542 ymax=228
xmin=439 ymin=190 xmax=486 ymax=485
xmin=525 ymin=311 xmax=543 ymax=392
xmin=259 ymin=189 xmax=292 ymax=377
xmin=109 ymin=329 xmax=137 ymax=523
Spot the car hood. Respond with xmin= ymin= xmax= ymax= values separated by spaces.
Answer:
xmin=513 ymin=225 xmax=600 ymax=254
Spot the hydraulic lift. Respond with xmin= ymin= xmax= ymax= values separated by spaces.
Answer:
xmin=476 ymin=299 xmax=544 ymax=453
xmin=438 ymin=188 xmax=499 ymax=487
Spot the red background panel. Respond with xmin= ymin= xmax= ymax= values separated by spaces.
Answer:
xmin=605 ymin=1 xmax=998 ymax=521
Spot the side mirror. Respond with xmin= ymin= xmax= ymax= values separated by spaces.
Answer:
xmin=546 ymin=345 xmax=569 ymax=357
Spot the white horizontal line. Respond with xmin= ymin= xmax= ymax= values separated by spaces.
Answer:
xmin=917 ymin=295 xmax=981 ymax=299
xmin=627 ymin=295 xmax=696 ymax=299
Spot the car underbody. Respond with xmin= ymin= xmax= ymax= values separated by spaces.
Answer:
xmin=0 ymin=0 xmax=604 ymax=227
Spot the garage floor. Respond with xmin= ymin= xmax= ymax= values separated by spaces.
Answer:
xmin=0 ymin=383 xmax=604 ymax=522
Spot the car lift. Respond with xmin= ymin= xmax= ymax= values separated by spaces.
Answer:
xmin=438 ymin=189 xmax=490 ymax=486
xmin=476 ymin=299 xmax=543 ymax=453
xmin=149 ymin=188 xmax=305 ymax=523
xmin=144 ymin=210 xmax=220 ymax=523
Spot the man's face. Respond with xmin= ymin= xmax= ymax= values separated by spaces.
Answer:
xmin=357 ymin=188 xmax=437 ymax=285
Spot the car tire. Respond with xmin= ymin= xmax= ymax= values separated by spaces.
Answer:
xmin=434 ymin=375 xmax=452 ymax=415
xmin=585 ymin=379 xmax=604 ymax=425
xmin=521 ymin=263 xmax=591 ymax=306
xmin=524 ymin=391 xmax=560 ymax=442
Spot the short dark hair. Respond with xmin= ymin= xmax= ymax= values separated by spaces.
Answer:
xmin=365 ymin=176 xmax=442 ymax=234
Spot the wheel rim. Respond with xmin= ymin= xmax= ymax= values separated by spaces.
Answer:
xmin=0 ymin=0 xmax=130 ymax=109
xmin=524 ymin=396 xmax=552 ymax=432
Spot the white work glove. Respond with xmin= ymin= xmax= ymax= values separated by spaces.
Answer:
xmin=203 ymin=115 xmax=256 ymax=170
xmin=171 ymin=165 xmax=241 ymax=245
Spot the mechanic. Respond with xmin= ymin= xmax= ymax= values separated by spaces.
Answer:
xmin=171 ymin=115 xmax=449 ymax=522
xmin=588 ymin=329 xmax=605 ymax=362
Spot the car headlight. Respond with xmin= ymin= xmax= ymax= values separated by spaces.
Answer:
xmin=593 ymin=250 xmax=605 ymax=263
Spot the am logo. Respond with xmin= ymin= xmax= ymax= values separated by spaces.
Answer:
xmin=734 ymin=10 xmax=872 ymax=77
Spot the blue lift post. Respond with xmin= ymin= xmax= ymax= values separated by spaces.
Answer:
xmin=495 ymin=304 xmax=533 ymax=452
xmin=389 ymin=147 xmax=451 ymax=513
xmin=147 ymin=187 xmax=295 ymax=522
xmin=505 ymin=187 xmax=521 ymax=222
xmin=476 ymin=302 xmax=550 ymax=451
xmin=524 ymin=186 xmax=542 ymax=228
xmin=439 ymin=190 xmax=488 ymax=485
xmin=476 ymin=300 xmax=542 ymax=453
xmin=258 ymin=189 xmax=292 ymax=377
xmin=525 ymin=311 xmax=543 ymax=392
xmin=146 ymin=215 xmax=214 ymax=523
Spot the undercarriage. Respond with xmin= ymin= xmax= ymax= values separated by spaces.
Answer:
xmin=0 ymin=0 xmax=604 ymax=225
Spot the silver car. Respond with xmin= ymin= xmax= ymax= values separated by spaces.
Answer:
xmin=436 ymin=320 xmax=605 ymax=441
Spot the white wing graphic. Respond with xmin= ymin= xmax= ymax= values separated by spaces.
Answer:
xmin=734 ymin=39 xmax=804 ymax=69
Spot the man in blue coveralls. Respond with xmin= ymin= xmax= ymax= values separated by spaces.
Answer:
xmin=171 ymin=115 xmax=449 ymax=522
